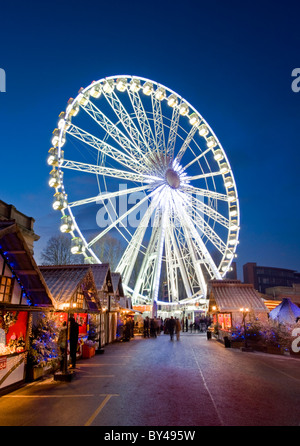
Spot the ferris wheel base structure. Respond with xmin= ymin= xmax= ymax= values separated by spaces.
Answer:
xmin=47 ymin=75 xmax=240 ymax=311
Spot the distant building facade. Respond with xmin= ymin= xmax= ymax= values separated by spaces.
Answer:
xmin=0 ymin=200 xmax=40 ymax=255
xmin=265 ymin=283 xmax=300 ymax=306
xmin=243 ymin=262 xmax=300 ymax=293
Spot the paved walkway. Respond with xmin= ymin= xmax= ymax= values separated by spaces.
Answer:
xmin=0 ymin=333 xmax=299 ymax=426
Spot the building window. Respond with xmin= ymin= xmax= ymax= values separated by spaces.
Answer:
xmin=0 ymin=276 xmax=14 ymax=303
xmin=75 ymin=290 xmax=84 ymax=308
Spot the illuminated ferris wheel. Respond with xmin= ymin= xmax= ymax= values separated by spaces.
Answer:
xmin=47 ymin=75 xmax=240 ymax=305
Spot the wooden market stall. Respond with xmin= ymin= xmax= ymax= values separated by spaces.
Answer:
xmin=39 ymin=265 xmax=102 ymax=360
xmin=0 ymin=220 xmax=54 ymax=392
xmin=207 ymin=280 xmax=268 ymax=344
xmin=87 ymin=264 xmax=114 ymax=346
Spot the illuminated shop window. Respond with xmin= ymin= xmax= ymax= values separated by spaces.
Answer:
xmin=0 ymin=276 xmax=14 ymax=303
xmin=75 ymin=290 xmax=84 ymax=308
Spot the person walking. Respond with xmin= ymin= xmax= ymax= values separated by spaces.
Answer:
xmin=175 ymin=318 xmax=181 ymax=341
xmin=143 ymin=316 xmax=150 ymax=338
xmin=58 ymin=320 xmax=67 ymax=372
xmin=69 ymin=315 xmax=79 ymax=369
xmin=169 ymin=316 xmax=176 ymax=341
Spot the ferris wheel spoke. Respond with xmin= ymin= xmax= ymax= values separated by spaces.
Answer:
xmin=189 ymin=202 xmax=227 ymax=255
xmin=176 ymin=212 xmax=208 ymax=295
xmin=67 ymin=124 xmax=141 ymax=173
xmin=79 ymin=100 xmax=146 ymax=170
xmin=87 ymin=187 xmax=163 ymax=249
xmin=127 ymin=88 xmax=157 ymax=154
xmin=181 ymin=147 xmax=211 ymax=171
xmin=166 ymin=104 xmax=181 ymax=161
xmin=165 ymin=225 xmax=179 ymax=302
xmin=185 ymin=170 xmax=223 ymax=182
xmin=175 ymin=125 xmax=198 ymax=162
xmin=173 ymin=193 xmax=221 ymax=280
xmin=61 ymin=159 xmax=161 ymax=184
xmin=117 ymin=188 xmax=165 ymax=284
xmin=68 ymin=184 xmax=150 ymax=208
xmin=181 ymin=184 xmax=229 ymax=202
xmin=116 ymin=207 xmax=154 ymax=284
xmin=132 ymin=208 xmax=165 ymax=303
xmin=190 ymin=194 xmax=230 ymax=229
xmin=151 ymin=93 xmax=166 ymax=156
xmin=166 ymin=223 xmax=193 ymax=299
xmin=102 ymin=90 xmax=151 ymax=162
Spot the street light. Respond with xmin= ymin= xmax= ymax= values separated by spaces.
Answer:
xmin=240 ymin=307 xmax=251 ymax=351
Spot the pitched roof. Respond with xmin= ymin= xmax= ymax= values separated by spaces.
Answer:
xmin=39 ymin=264 xmax=100 ymax=311
xmin=88 ymin=264 xmax=112 ymax=291
xmin=0 ymin=220 xmax=54 ymax=307
xmin=208 ymin=280 xmax=268 ymax=312
xmin=111 ymin=272 xmax=124 ymax=297
xmin=269 ymin=297 xmax=300 ymax=324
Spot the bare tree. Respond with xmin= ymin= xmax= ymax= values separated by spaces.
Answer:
xmin=90 ymin=233 xmax=124 ymax=271
xmin=40 ymin=234 xmax=84 ymax=265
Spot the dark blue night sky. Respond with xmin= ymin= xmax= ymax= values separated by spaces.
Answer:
xmin=1 ymin=0 xmax=300 ymax=279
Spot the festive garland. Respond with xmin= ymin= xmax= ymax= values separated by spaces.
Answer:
xmin=0 ymin=311 xmax=19 ymax=334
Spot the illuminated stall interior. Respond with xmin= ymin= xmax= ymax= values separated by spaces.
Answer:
xmin=0 ymin=220 xmax=54 ymax=391
xmin=39 ymin=265 xmax=101 ymax=352
xmin=208 ymin=280 xmax=268 ymax=340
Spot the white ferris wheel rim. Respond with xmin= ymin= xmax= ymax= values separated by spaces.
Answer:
xmin=49 ymin=75 xmax=240 ymax=306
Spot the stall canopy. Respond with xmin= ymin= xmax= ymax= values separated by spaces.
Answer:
xmin=39 ymin=265 xmax=101 ymax=311
xmin=269 ymin=298 xmax=300 ymax=324
xmin=208 ymin=280 xmax=268 ymax=313
xmin=0 ymin=220 xmax=54 ymax=308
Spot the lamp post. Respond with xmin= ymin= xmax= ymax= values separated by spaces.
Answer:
xmin=240 ymin=307 xmax=251 ymax=351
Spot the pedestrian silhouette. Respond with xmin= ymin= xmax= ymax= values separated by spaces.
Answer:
xmin=69 ymin=315 xmax=79 ymax=369
xmin=175 ymin=318 xmax=181 ymax=341
xmin=168 ymin=316 xmax=176 ymax=341
xmin=58 ymin=320 xmax=67 ymax=372
xmin=143 ymin=316 xmax=150 ymax=338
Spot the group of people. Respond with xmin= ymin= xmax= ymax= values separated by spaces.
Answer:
xmin=143 ymin=315 xmax=182 ymax=341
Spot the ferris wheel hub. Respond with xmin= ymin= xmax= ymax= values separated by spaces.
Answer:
xmin=165 ymin=168 xmax=180 ymax=189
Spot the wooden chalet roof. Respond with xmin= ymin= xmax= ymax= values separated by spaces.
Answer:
xmin=39 ymin=264 xmax=100 ymax=311
xmin=88 ymin=264 xmax=113 ymax=293
xmin=111 ymin=272 xmax=124 ymax=297
xmin=0 ymin=220 xmax=54 ymax=308
xmin=208 ymin=280 xmax=268 ymax=312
